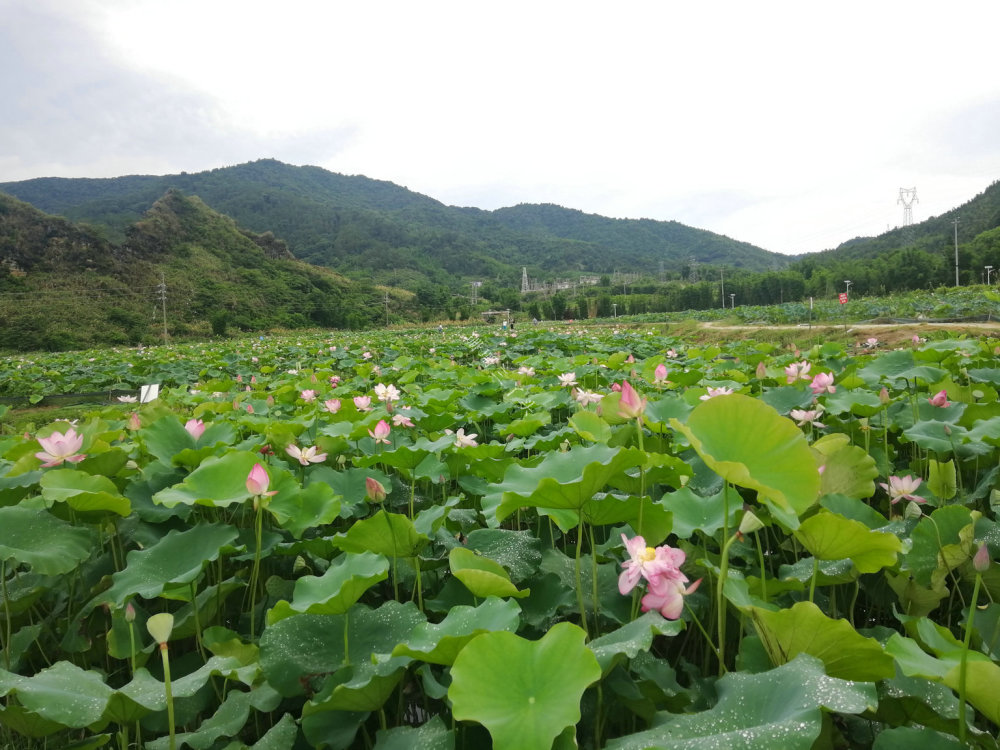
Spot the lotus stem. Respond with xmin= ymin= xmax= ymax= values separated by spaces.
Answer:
xmin=959 ymin=568 xmax=983 ymax=743
xmin=575 ymin=517 xmax=589 ymax=638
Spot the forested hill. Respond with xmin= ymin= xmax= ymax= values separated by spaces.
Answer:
xmin=0 ymin=159 xmax=786 ymax=289
xmin=0 ymin=190 xmax=386 ymax=350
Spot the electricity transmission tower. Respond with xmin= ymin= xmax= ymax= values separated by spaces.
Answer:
xmin=898 ymin=187 xmax=918 ymax=226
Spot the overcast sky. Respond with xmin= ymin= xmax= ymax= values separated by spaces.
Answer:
xmin=2 ymin=0 xmax=999 ymax=256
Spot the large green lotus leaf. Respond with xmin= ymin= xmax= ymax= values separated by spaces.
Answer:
xmin=927 ymin=458 xmax=958 ymax=501
xmin=568 ymin=409 xmax=612 ymax=443
xmin=588 ymin=611 xmax=683 ymax=675
xmin=872 ymin=726 xmax=964 ymax=750
xmin=266 ymin=477 xmax=341 ymax=539
xmin=887 ymin=633 xmax=1000 ymax=727
xmin=357 ymin=445 xmax=430 ymax=473
xmin=146 ymin=689 xmax=250 ymax=750
xmin=0 ymin=469 xmax=42 ymax=507
xmin=495 ymin=444 xmax=645 ymax=522
xmin=115 ymin=656 xmax=252 ymax=715
xmin=374 ymin=716 xmax=454 ymax=750
xmin=793 ymin=511 xmax=902 ymax=573
xmin=605 ymin=654 xmax=876 ymax=750
xmin=332 ymin=510 xmax=429 ymax=558
xmin=812 ymin=433 xmax=878 ymax=499
xmin=97 ymin=523 xmax=240 ymax=608
xmin=309 ymin=466 xmax=394 ymax=516
xmin=0 ymin=506 xmax=95 ymax=575
xmin=153 ymin=450 xmax=261 ymax=508
xmin=0 ymin=661 xmax=111 ymax=728
xmin=904 ymin=506 xmax=974 ymax=587
xmin=823 ymin=388 xmax=885 ymax=418
xmin=760 ymin=385 xmax=817 ymax=415
xmin=267 ymin=551 xmax=389 ymax=624
xmin=671 ymin=394 xmax=820 ymax=529
xmin=249 ymin=713 xmax=298 ymax=750
xmin=748 ymin=601 xmax=894 ymax=681
xmin=140 ymin=417 xmax=196 ymax=464
xmin=498 ymin=410 xmax=552 ymax=438
xmin=260 ymin=603 xmax=424 ymax=698
xmin=449 ymin=547 xmax=529 ymax=599
xmin=905 ymin=421 xmax=989 ymax=460
xmin=660 ymin=486 xmax=740 ymax=540
xmin=465 ymin=529 xmax=542 ymax=583
xmin=392 ymin=597 xmax=521 ymax=665
xmin=449 ymin=622 xmax=601 ymax=750
xmin=606 ymin=452 xmax=691 ymax=496
xmin=39 ymin=468 xmax=130 ymax=516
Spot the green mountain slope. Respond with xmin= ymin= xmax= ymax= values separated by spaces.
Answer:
xmin=0 ymin=190 xmax=385 ymax=350
xmin=0 ymin=159 xmax=786 ymax=287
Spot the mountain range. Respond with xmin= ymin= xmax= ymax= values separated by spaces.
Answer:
xmin=0 ymin=159 xmax=788 ymax=291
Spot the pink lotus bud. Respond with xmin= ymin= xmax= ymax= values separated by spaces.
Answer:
xmin=928 ymin=390 xmax=949 ymax=407
xmin=653 ymin=363 xmax=668 ymax=384
xmin=324 ymin=399 xmax=342 ymax=414
xmin=879 ymin=387 xmax=890 ymax=405
xmin=184 ymin=418 xmax=205 ymax=440
xmin=974 ymin=543 xmax=990 ymax=573
xmin=365 ymin=476 xmax=387 ymax=503
xmin=127 ymin=412 xmax=142 ymax=431
xmin=246 ymin=463 xmax=271 ymax=496
xmin=756 ymin=361 xmax=767 ymax=380
xmin=125 ymin=602 xmax=136 ymax=623
xmin=617 ymin=380 xmax=647 ymax=419
xmin=611 ymin=383 xmax=622 ymax=392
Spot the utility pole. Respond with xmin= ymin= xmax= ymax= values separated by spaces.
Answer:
xmin=720 ymin=268 xmax=725 ymax=310
xmin=612 ymin=302 xmax=617 ymax=319
xmin=384 ymin=291 xmax=390 ymax=326
xmin=954 ymin=218 xmax=960 ymax=286
xmin=156 ymin=272 xmax=168 ymax=342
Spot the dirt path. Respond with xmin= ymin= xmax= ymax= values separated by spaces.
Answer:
xmin=694 ymin=320 xmax=1000 ymax=348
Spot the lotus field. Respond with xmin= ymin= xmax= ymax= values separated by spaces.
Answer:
xmin=5 ymin=324 xmax=1000 ymax=749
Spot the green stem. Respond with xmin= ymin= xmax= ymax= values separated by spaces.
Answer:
xmin=1 ymin=561 xmax=10 ymax=671
xmin=343 ymin=614 xmax=350 ymax=667
xmin=127 ymin=621 xmax=137 ymax=676
xmin=249 ymin=504 xmax=264 ymax=641
xmin=189 ymin=581 xmax=206 ymax=661
xmin=636 ymin=417 xmax=646 ymax=534
xmin=160 ymin=643 xmax=176 ymax=750
xmin=808 ymin=556 xmax=819 ymax=603
xmin=755 ymin=532 xmax=768 ymax=603
xmin=588 ymin=524 xmax=600 ymax=633
xmin=574 ymin=517 xmax=589 ymax=638
xmin=959 ymin=571 xmax=983 ymax=744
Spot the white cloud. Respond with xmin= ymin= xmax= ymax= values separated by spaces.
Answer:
xmin=2 ymin=0 xmax=999 ymax=255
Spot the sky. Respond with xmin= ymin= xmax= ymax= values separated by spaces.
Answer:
xmin=2 ymin=0 xmax=1000 ymax=257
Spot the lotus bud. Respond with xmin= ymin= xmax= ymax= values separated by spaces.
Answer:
xmin=617 ymin=380 xmax=647 ymax=419
xmin=127 ymin=412 xmax=142 ymax=431
xmin=146 ymin=612 xmax=174 ymax=646
xmin=974 ymin=543 xmax=991 ymax=573
xmin=738 ymin=510 xmax=764 ymax=536
xmin=879 ymin=387 xmax=890 ymax=405
xmin=246 ymin=463 xmax=271 ymax=496
xmin=125 ymin=602 xmax=136 ymax=623
xmin=755 ymin=361 xmax=767 ymax=380
xmin=365 ymin=476 xmax=387 ymax=503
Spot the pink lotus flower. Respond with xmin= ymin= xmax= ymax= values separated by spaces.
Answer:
xmin=641 ymin=576 xmax=703 ymax=620
xmin=286 ymin=444 xmax=328 ymax=466
xmin=790 ymin=408 xmax=826 ymax=428
xmin=618 ymin=534 xmax=684 ymax=595
xmin=928 ymin=390 xmax=949 ymax=407
xmin=35 ymin=427 xmax=86 ymax=467
xmin=453 ymin=428 xmax=478 ymax=448
xmin=368 ymin=419 xmax=392 ymax=444
xmin=300 ymin=389 xmax=317 ymax=403
xmin=362 ymin=351 xmax=373 ymax=360
xmin=374 ymin=383 xmax=401 ymax=403
xmin=666 ymin=348 xmax=678 ymax=358
xmin=246 ymin=463 xmax=277 ymax=497
xmin=184 ymin=418 xmax=205 ymax=440
xmin=574 ymin=389 xmax=603 ymax=407
xmin=809 ymin=372 xmax=836 ymax=395
xmin=879 ymin=475 xmax=923 ymax=504
xmin=784 ymin=361 xmax=811 ymax=384
xmin=617 ymin=380 xmax=647 ymax=419
xmin=353 ymin=396 xmax=373 ymax=412
xmin=653 ymin=363 xmax=669 ymax=385
xmin=329 ymin=375 xmax=341 ymax=386
xmin=324 ymin=399 xmax=341 ymax=414
xmin=392 ymin=412 xmax=415 ymax=428
xmin=699 ymin=386 xmax=734 ymax=401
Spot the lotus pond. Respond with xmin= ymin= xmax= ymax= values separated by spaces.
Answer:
xmin=3 ymin=324 xmax=1000 ymax=749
